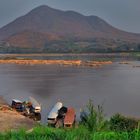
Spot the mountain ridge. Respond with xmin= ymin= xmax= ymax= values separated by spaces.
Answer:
xmin=0 ymin=5 xmax=140 ymax=53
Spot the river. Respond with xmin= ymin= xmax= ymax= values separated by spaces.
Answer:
xmin=0 ymin=55 xmax=140 ymax=123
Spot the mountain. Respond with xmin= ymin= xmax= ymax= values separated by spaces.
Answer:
xmin=0 ymin=5 xmax=140 ymax=53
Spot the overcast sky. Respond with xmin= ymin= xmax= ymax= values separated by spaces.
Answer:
xmin=0 ymin=0 xmax=140 ymax=33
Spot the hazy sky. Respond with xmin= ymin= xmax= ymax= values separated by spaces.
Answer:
xmin=0 ymin=0 xmax=140 ymax=33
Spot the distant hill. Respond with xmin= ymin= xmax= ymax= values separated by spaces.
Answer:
xmin=0 ymin=5 xmax=140 ymax=53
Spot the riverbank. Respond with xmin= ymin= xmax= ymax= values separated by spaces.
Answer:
xmin=0 ymin=96 xmax=35 ymax=132
xmin=0 ymin=97 xmax=140 ymax=139
xmin=0 ymin=96 xmax=7 ymax=105
xmin=0 ymin=59 xmax=112 ymax=67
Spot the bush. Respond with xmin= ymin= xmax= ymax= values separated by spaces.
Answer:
xmin=80 ymin=100 xmax=108 ymax=132
xmin=110 ymin=113 xmax=139 ymax=132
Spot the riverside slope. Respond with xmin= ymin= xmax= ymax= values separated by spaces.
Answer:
xmin=0 ymin=96 xmax=35 ymax=132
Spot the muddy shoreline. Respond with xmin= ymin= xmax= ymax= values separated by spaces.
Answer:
xmin=0 ymin=96 xmax=7 ymax=105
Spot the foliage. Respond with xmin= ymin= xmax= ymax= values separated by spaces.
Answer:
xmin=131 ymin=52 xmax=140 ymax=58
xmin=1 ymin=38 xmax=140 ymax=53
xmin=110 ymin=113 xmax=139 ymax=132
xmin=80 ymin=100 xmax=108 ymax=132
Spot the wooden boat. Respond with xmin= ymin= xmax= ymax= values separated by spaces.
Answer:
xmin=55 ymin=106 xmax=68 ymax=128
xmin=64 ymin=108 xmax=76 ymax=128
xmin=28 ymin=97 xmax=41 ymax=113
xmin=11 ymin=97 xmax=41 ymax=121
xmin=11 ymin=99 xmax=24 ymax=112
xmin=47 ymin=102 xmax=63 ymax=125
xmin=57 ymin=106 xmax=67 ymax=119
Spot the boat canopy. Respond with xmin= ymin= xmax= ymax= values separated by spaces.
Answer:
xmin=48 ymin=102 xmax=63 ymax=119
xmin=28 ymin=96 xmax=41 ymax=109
xmin=12 ymin=99 xmax=22 ymax=103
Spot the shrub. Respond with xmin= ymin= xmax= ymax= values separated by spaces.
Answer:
xmin=80 ymin=100 xmax=108 ymax=132
xmin=110 ymin=113 xmax=139 ymax=132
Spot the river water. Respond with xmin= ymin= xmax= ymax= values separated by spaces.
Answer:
xmin=0 ymin=56 xmax=140 ymax=123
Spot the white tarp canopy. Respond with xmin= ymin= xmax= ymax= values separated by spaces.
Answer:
xmin=28 ymin=96 xmax=41 ymax=109
xmin=48 ymin=102 xmax=63 ymax=119
xmin=12 ymin=99 xmax=22 ymax=103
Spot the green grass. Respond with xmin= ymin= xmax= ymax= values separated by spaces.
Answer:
xmin=1 ymin=126 xmax=140 ymax=140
